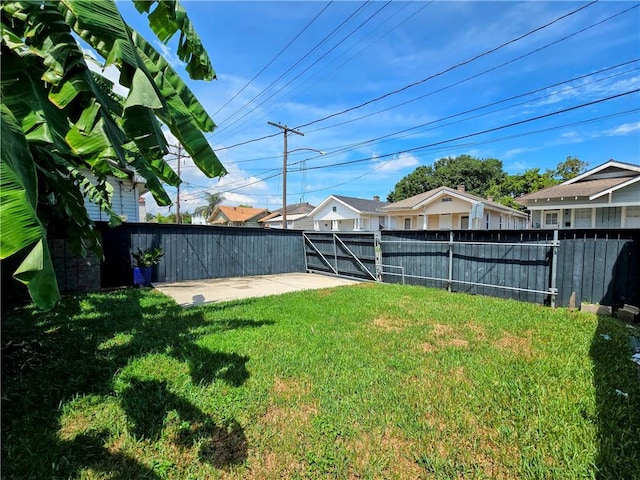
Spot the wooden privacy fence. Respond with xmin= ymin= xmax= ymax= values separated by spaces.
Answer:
xmin=49 ymin=223 xmax=638 ymax=309
xmin=95 ymin=223 xmax=306 ymax=287
xmin=303 ymin=229 xmax=640 ymax=308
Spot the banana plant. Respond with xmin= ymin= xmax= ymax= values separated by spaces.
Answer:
xmin=1 ymin=0 xmax=226 ymax=309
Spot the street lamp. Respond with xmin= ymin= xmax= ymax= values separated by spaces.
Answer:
xmin=268 ymin=121 xmax=324 ymax=229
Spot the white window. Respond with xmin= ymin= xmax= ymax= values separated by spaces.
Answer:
xmin=499 ymin=214 xmax=503 ymax=229
xmin=486 ymin=213 xmax=490 ymax=229
xmin=404 ymin=218 xmax=411 ymax=230
xmin=627 ymin=206 xmax=640 ymax=217
xmin=545 ymin=211 xmax=559 ymax=226
xmin=332 ymin=206 xmax=337 ymax=212
xmin=575 ymin=208 xmax=591 ymax=220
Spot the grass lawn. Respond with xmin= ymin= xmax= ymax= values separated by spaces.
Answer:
xmin=2 ymin=283 xmax=639 ymax=479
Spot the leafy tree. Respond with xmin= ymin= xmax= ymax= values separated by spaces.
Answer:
xmin=387 ymin=155 xmax=505 ymax=202
xmin=555 ymin=156 xmax=588 ymax=182
xmin=154 ymin=212 xmax=191 ymax=224
xmin=193 ymin=192 xmax=224 ymax=219
xmin=1 ymin=0 xmax=226 ymax=309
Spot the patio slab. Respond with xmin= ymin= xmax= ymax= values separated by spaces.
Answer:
xmin=154 ymin=272 xmax=362 ymax=307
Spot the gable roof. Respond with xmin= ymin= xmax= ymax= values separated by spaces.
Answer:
xmin=260 ymin=203 xmax=315 ymax=222
xmin=382 ymin=186 xmax=527 ymax=217
xmin=309 ymin=195 xmax=389 ymax=218
xmin=518 ymin=160 xmax=640 ymax=202
xmin=208 ymin=205 xmax=269 ymax=223
xmin=332 ymin=195 xmax=389 ymax=213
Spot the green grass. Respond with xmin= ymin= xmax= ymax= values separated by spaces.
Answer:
xmin=2 ymin=283 xmax=639 ymax=479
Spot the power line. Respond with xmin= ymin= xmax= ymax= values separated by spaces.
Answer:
xmin=209 ymin=60 xmax=637 ymax=165
xmin=298 ymin=89 xmax=640 ymax=171
xmin=212 ymin=1 xmax=333 ymax=118
xmin=210 ymin=1 xmax=616 ymax=155
xmin=213 ymin=1 xmax=370 ymax=136
xmin=294 ymin=0 xmax=599 ymax=130
xmin=305 ymin=6 xmax=640 ymax=135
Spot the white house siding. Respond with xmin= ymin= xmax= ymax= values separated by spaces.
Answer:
xmin=611 ymin=183 xmax=640 ymax=203
xmin=83 ymin=177 xmax=143 ymax=222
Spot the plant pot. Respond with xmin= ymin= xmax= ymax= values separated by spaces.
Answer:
xmin=133 ymin=266 xmax=153 ymax=287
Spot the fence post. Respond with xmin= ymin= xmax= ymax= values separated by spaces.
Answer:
xmin=550 ymin=229 xmax=559 ymax=307
xmin=448 ymin=230 xmax=454 ymax=292
xmin=374 ymin=231 xmax=383 ymax=282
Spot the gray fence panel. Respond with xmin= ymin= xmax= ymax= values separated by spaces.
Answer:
xmin=303 ymin=232 xmax=376 ymax=279
xmin=556 ymin=229 xmax=639 ymax=308
xmin=98 ymin=223 xmax=305 ymax=287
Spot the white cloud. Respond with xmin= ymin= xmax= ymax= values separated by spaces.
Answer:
xmin=374 ymin=152 xmax=419 ymax=173
xmin=603 ymin=122 xmax=640 ymax=136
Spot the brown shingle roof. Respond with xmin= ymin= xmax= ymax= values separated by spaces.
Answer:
xmin=208 ymin=206 xmax=269 ymax=223
xmin=517 ymin=177 xmax=633 ymax=202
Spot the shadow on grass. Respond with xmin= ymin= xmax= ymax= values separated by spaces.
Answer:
xmin=590 ymin=314 xmax=640 ymax=479
xmin=1 ymin=290 xmax=268 ymax=478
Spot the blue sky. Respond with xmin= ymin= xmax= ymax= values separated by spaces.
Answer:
xmin=115 ymin=1 xmax=640 ymax=214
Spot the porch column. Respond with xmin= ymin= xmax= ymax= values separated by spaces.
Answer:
xmin=570 ymin=208 xmax=575 ymax=229
xmin=591 ymin=207 xmax=596 ymax=228
xmin=621 ymin=206 xmax=627 ymax=228
xmin=422 ymin=208 xmax=428 ymax=230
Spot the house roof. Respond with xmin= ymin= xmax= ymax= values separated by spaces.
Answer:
xmin=517 ymin=160 xmax=640 ymax=203
xmin=382 ymin=186 xmax=527 ymax=217
xmin=260 ymin=203 xmax=315 ymax=222
xmin=332 ymin=195 xmax=389 ymax=213
xmin=208 ymin=205 xmax=270 ymax=223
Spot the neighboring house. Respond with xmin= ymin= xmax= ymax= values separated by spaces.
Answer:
xmin=260 ymin=203 xmax=316 ymax=230
xmin=83 ymin=170 xmax=148 ymax=222
xmin=517 ymin=160 xmax=640 ymax=229
xmin=309 ymin=195 xmax=389 ymax=231
xmin=207 ymin=205 xmax=270 ymax=227
xmin=381 ymin=186 xmax=528 ymax=230
xmin=191 ymin=212 xmax=208 ymax=225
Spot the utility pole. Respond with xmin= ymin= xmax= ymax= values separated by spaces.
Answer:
xmin=268 ymin=121 xmax=303 ymax=230
xmin=175 ymin=144 xmax=183 ymax=224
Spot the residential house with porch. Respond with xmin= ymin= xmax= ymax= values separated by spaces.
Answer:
xmin=207 ymin=205 xmax=270 ymax=227
xmin=310 ymin=195 xmax=389 ymax=231
xmin=517 ymin=160 xmax=640 ymax=229
xmin=260 ymin=203 xmax=315 ymax=230
xmin=381 ymin=186 xmax=528 ymax=230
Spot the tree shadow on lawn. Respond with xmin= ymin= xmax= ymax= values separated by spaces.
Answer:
xmin=1 ymin=290 xmax=269 ymax=478
xmin=590 ymin=314 xmax=640 ymax=479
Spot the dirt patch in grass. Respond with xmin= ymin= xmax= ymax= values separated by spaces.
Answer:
xmin=421 ymin=323 xmax=470 ymax=351
xmin=239 ymin=449 xmax=305 ymax=480
xmin=494 ymin=331 xmax=535 ymax=359
xmin=272 ymin=377 xmax=311 ymax=400
xmin=345 ymin=428 xmax=423 ymax=478
xmin=261 ymin=402 xmax=318 ymax=430
xmin=466 ymin=322 xmax=488 ymax=341
xmin=432 ymin=323 xmax=455 ymax=336
xmin=373 ymin=316 xmax=407 ymax=332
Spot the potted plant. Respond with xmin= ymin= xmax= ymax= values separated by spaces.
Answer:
xmin=132 ymin=247 xmax=164 ymax=287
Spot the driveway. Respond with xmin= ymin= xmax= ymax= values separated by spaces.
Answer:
xmin=154 ymin=272 xmax=362 ymax=307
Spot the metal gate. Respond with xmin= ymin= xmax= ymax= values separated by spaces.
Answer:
xmin=304 ymin=230 xmax=560 ymax=306
xmin=380 ymin=230 xmax=559 ymax=306
xmin=303 ymin=232 xmax=379 ymax=281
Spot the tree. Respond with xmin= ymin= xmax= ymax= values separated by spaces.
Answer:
xmin=555 ymin=156 xmax=588 ymax=182
xmin=387 ymin=155 xmax=505 ymax=202
xmin=1 ymin=0 xmax=226 ymax=309
xmin=193 ymin=192 xmax=224 ymax=219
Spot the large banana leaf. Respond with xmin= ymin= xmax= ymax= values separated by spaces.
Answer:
xmin=1 ymin=0 xmax=226 ymax=308
xmin=0 ymin=105 xmax=60 ymax=310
